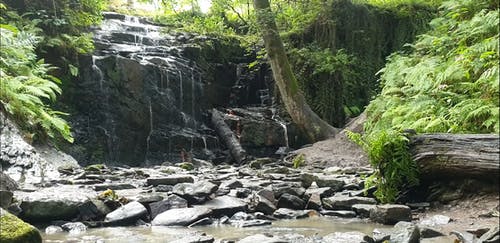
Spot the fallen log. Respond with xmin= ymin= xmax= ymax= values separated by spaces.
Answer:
xmin=211 ymin=108 xmax=248 ymax=164
xmin=410 ymin=134 xmax=499 ymax=180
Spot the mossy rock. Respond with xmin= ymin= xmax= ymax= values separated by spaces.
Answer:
xmin=178 ymin=162 xmax=194 ymax=171
xmin=84 ymin=164 xmax=106 ymax=173
xmin=0 ymin=208 xmax=42 ymax=243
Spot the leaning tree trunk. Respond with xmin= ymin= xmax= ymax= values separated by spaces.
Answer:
xmin=211 ymin=109 xmax=248 ymax=164
xmin=410 ymin=134 xmax=499 ymax=180
xmin=254 ymin=0 xmax=337 ymax=142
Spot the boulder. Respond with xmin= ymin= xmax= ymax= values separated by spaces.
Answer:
xmin=16 ymin=186 xmax=92 ymax=221
xmin=419 ymin=227 xmax=445 ymax=238
xmin=149 ymin=194 xmax=188 ymax=219
xmin=152 ymin=207 xmax=212 ymax=226
xmin=277 ymin=193 xmax=305 ymax=210
xmin=146 ymin=175 xmax=194 ymax=186
xmin=390 ymin=221 xmax=420 ymax=243
xmin=199 ymin=196 xmax=247 ymax=217
xmin=45 ymin=225 xmax=63 ymax=235
xmin=0 ymin=190 xmax=13 ymax=209
xmin=272 ymin=183 xmax=305 ymax=198
xmin=323 ymin=231 xmax=374 ymax=243
xmin=316 ymin=176 xmax=345 ymax=191
xmin=172 ymin=181 xmax=218 ymax=204
xmin=372 ymin=228 xmax=393 ymax=243
xmin=104 ymin=201 xmax=148 ymax=224
xmin=322 ymin=195 xmax=376 ymax=210
xmin=0 ymin=208 xmax=42 ymax=243
xmin=369 ymin=204 xmax=411 ymax=225
xmin=254 ymin=195 xmax=276 ymax=215
xmin=0 ymin=171 xmax=18 ymax=191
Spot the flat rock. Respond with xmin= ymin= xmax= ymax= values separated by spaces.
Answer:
xmin=369 ymin=204 xmax=411 ymax=225
xmin=322 ymin=195 xmax=376 ymax=210
xmin=152 ymin=207 xmax=212 ymax=226
xmin=238 ymin=233 xmax=288 ymax=243
xmin=92 ymin=183 xmax=136 ymax=191
xmin=320 ymin=210 xmax=356 ymax=218
xmin=146 ymin=175 xmax=194 ymax=186
xmin=149 ymin=194 xmax=188 ymax=219
xmin=15 ymin=186 xmax=93 ymax=221
xmin=172 ymin=181 xmax=218 ymax=204
xmin=323 ymin=231 xmax=374 ymax=243
xmin=353 ymin=204 xmax=377 ymax=218
xmin=420 ymin=214 xmax=451 ymax=227
xmin=273 ymin=208 xmax=311 ymax=219
xmin=104 ymin=201 xmax=147 ymax=224
xmin=170 ymin=235 xmax=214 ymax=243
xmin=199 ymin=196 xmax=247 ymax=217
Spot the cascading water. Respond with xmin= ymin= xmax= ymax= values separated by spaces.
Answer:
xmin=71 ymin=12 xmax=219 ymax=165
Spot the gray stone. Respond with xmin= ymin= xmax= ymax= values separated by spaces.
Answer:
xmin=369 ymin=204 xmax=411 ymax=225
xmin=277 ymin=193 xmax=305 ymax=210
xmin=420 ymin=214 xmax=451 ymax=227
xmin=104 ymin=201 xmax=147 ymax=224
xmin=221 ymin=179 xmax=243 ymax=189
xmin=170 ymin=235 xmax=214 ymax=243
xmin=419 ymin=227 xmax=445 ymax=238
xmin=322 ymin=195 xmax=376 ymax=210
xmin=173 ymin=181 xmax=218 ymax=204
xmin=272 ymin=183 xmax=305 ymax=198
xmin=450 ymin=231 xmax=477 ymax=243
xmin=231 ymin=211 xmax=253 ymax=221
xmin=16 ymin=186 xmax=92 ymax=221
xmin=316 ymin=176 xmax=345 ymax=191
xmin=152 ymin=207 xmax=212 ymax=226
xmin=273 ymin=208 xmax=311 ymax=219
xmin=238 ymin=234 xmax=288 ymax=243
xmin=199 ymin=196 xmax=247 ymax=217
xmin=305 ymin=193 xmax=322 ymax=210
xmin=391 ymin=221 xmax=420 ymax=243
xmin=257 ymin=189 xmax=276 ymax=203
xmin=320 ymin=210 xmax=356 ymax=218
xmin=479 ymin=226 xmax=500 ymax=243
xmin=45 ymin=225 xmax=64 ymax=234
xmin=249 ymin=158 xmax=275 ymax=169
xmin=92 ymin=183 xmax=136 ymax=191
xmin=372 ymin=228 xmax=393 ymax=243
xmin=263 ymin=166 xmax=290 ymax=174
xmin=78 ymin=198 xmax=112 ymax=221
xmin=232 ymin=219 xmax=272 ymax=227
xmin=235 ymin=188 xmax=252 ymax=198
xmin=0 ymin=190 xmax=13 ymax=208
xmin=146 ymin=175 xmax=194 ymax=186
xmin=323 ymin=231 xmax=374 ymax=243
xmin=149 ymin=194 xmax=188 ymax=219
xmin=352 ymin=204 xmax=377 ymax=218
xmin=254 ymin=195 xmax=276 ymax=215
xmin=61 ymin=222 xmax=87 ymax=234
xmin=0 ymin=171 xmax=18 ymax=191
xmin=188 ymin=217 xmax=214 ymax=227
xmin=304 ymin=187 xmax=335 ymax=200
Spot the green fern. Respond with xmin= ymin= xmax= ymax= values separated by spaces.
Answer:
xmin=0 ymin=26 xmax=73 ymax=143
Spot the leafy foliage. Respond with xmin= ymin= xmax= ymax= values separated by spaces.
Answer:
xmin=355 ymin=0 xmax=499 ymax=202
xmin=0 ymin=25 xmax=73 ymax=142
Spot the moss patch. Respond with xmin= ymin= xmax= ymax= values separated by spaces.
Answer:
xmin=0 ymin=209 xmax=42 ymax=243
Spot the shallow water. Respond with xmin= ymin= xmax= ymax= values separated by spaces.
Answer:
xmin=41 ymin=217 xmax=454 ymax=242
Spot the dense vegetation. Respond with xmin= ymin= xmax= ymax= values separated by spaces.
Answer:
xmin=0 ymin=0 xmax=105 ymax=142
xmin=350 ymin=0 xmax=499 ymax=202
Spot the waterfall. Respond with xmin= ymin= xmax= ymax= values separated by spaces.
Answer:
xmin=91 ymin=56 xmax=104 ymax=90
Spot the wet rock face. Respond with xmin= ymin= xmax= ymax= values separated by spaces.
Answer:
xmin=64 ymin=12 xmax=255 ymax=166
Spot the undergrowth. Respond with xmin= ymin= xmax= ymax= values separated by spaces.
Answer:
xmin=352 ymin=0 xmax=499 ymax=203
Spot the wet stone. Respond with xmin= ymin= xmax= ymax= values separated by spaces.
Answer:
xmin=320 ymin=210 xmax=356 ymax=218
xmin=61 ymin=222 xmax=87 ymax=234
xmin=352 ymin=204 xmax=377 ymax=218
xmin=232 ymin=219 xmax=272 ymax=227
xmin=152 ymin=207 xmax=212 ymax=226
xmin=369 ymin=204 xmax=411 ymax=225
xmin=323 ymin=231 xmax=374 ymax=243
xmin=322 ymin=195 xmax=377 ymax=210
xmin=146 ymin=175 xmax=194 ymax=186
xmin=149 ymin=194 xmax=188 ymax=219
xmin=104 ymin=201 xmax=148 ymax=225
xmin=93 ymin=183 xmax=136 ymax=191
xmin=273 ymin=208 xmax=311 ymax=219
xmin=277 ymin=193 xmax=305 ymax=210
xmin=391 ymin=221 xmax=420 ymax=243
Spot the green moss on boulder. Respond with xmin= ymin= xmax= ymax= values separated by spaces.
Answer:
xmin=0 ymin=208 xmax=42 ymax=243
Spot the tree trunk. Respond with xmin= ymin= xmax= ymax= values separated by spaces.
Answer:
xmin=410 ymin=134 xmax=499 ymax=180
xmin=253 ymin=0 xmax=338 ymax=142
xmin=211 ymin=109 xmax=248 ymax=164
